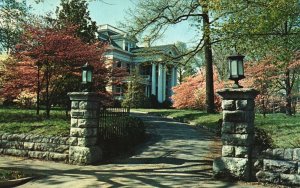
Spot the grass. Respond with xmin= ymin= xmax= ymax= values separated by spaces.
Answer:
xmin=134 ymin=108 xmax=222 ymax=129
xmin=1 ymin=106 xmax=299 ymax=147
xmin=255 ymin=114 xmax=300 ymax=148
xmin=0 ymin=169 xmax=26 ymax=181
xmin=133 ymin=108 xmax=300 ymax=148
xmin=0 ymin=107 xmax=70 ymax=136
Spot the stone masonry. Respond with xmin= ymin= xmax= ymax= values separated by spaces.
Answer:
xmin=255 ymin=148 xmax=300 ymax=186
xmin=68 ymin=92 xmax=102 ymax=165
xmin=213 ymin=88 xmax=258 ymax=181
xmin=0 ymin=133 xmax=69 ymax=162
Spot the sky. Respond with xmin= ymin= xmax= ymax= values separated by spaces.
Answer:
xmin=27 ymin=0 xmax=198 ymax=47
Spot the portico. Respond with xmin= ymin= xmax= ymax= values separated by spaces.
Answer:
xmin=99 ymin=24 xmax=180 ymax=103
xmin=151 ymin=63 xmax=178 ymax=103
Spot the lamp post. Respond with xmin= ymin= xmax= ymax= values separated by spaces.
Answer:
xmin=82 ymin=62 xmax=94 ymax=92
xmin=228 ymin=54 xmax=245 ymax=88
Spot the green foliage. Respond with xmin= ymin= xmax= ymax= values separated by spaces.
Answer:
xmin=0 ymin=54 xmax=9 ymax=89
xmin=217 ymin=0 xmax=300 ymax=57
xmin=121 ymin=69 xmax=150 ymax=108
xmin=0 ymin=107 xmax=69 ymax=136
xmin=217 ymin=0 xmax=300 ymax=115
xmin=254 ymin=127 xmax=274 ymax=151
xmin=0 ymin=0 xmax=29 ymax=52
xmin=256 ymin=113 xmax=300 ymax=148
xmin=50 ymin=73 xmax=81 ymax=108
xmin=56 ymin=0 xmax=98 ymax=43
xmin=211 ymin=44 xmax=231 ymax=81
xmin=175 ymin=41 xmax=201 ymax=82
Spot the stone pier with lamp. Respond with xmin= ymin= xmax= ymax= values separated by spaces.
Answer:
xmin=213 ymin=54 xmax=259 ymax=181
xmin=68 ymin=63 xmax=102 ymax=165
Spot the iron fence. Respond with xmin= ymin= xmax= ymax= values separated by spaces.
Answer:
xmin=98 ymin=107 xmax=130 ymax=140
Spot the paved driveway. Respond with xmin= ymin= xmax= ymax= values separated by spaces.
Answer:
xmin=0 ymin=113 xmax=268 ymax=187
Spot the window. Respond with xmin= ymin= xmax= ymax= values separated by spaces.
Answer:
xmin=126 ymin=63 xmax=130 ymax=73
xmin=115 ymin=85 xmax=123 ymax=96
xmin=117 ymin=61 xmax=122 ymax=67
xmin=140 ymin=65 xmax=151 ymax=75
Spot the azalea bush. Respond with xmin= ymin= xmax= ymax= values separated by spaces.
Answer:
xmin=172 ymin=67 xmax=223 ymax=111
xmin=242 ymin=54 xmax=300 ymax=116
xmin=13 ymin=90 xmax=37 ymax=108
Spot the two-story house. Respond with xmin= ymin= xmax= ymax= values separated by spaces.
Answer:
xmin=98 ymin=24 xmax=179 ymax=103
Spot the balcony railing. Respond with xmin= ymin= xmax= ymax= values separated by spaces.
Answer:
xmin=123 ymin=75 xmax=151 ymax=84
xmin=140 ymin=75 xmax=150 ymax=80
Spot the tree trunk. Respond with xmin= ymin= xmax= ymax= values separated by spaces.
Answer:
xmin=285 ymin=70 xmax=292 ymax=116
xmin=286 ymin=94 xmax=292 ymax=116
xmin=45 ymin=67 xmax=50 ymax=119
xmin=283 ymin=21 xmax=292 ymax=116
xmin=36 ymin=66 xmax=40 ymax=115
xmin=203 ymin=6 xmax=215 ymax=113
xmin=262 ymin=98 xmax=266 ymax=118
xmin=179 ymin=68 xmax=183 ymax=84
xmin=65 ymin=102 xmax=70 ymax=118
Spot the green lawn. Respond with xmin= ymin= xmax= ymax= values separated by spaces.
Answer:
xmin=1 ymin=107 xmax=299 ymax=148
xmin=255 ymin=114 xmax=300 ymax=148
xmin=0 ymin=169 xmax=26 ymax=181
xmin=133 ymin=109 xmax=222 ymax=129
xmin=133 ymin=108 xmax=300 ymax=148
xmin=0 ymin=107 xmax=69 ymax=136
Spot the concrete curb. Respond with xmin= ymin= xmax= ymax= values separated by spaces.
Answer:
xmin=0 ymin=177 xmax=35 ymax=188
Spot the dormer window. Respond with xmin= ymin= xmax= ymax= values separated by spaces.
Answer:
xmin=129 ymin=43 xmax=135 ymax=51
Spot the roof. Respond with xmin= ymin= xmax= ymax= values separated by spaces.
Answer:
xmin=98 ymin=24 xmax=138 ymax=43
xmin=98 ymin=24 xmax=126 ymax=35
xmin=131 ymin=44 xmax=180 ymax=56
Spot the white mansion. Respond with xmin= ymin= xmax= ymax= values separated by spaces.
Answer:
xmin=98 ymin=25 xmax=179 ymax=103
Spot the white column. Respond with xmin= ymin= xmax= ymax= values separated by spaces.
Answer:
xmin=174 ymin=67 xmax=178 ymax=86
xmin=122 ymin=40 xmax=126 ymax=50
xmin=145 ymin=86 xmax=148 ymax=97
xmin=128 ymin=43 xmax=130 ymax=51
xmin=162 ymin=65 xmax=167 ymax=101
xmin=170 ymin=66 xmax=175 ymax=96
xmin=171 ymin=66 xmax=178 ymax=87
xmin=157 ymin=63 xmax=164 ymax=103
xmin=151 ymin=63 xmax=157 ymax=96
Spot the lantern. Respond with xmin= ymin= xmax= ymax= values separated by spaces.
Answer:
xmin=82 ymin=63 xmax=94 ymax=91
xmin=228 ymin=54 xmax=245 ymax=88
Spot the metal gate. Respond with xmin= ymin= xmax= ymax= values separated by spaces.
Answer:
xmin=98 ymin=107 xmax=130 ymax=140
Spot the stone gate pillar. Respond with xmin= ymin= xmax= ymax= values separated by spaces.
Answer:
xmin=68 ymin=92 xmax=102 ymax=165
xmin=213 ymin=88 xmax=258 ymax=181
